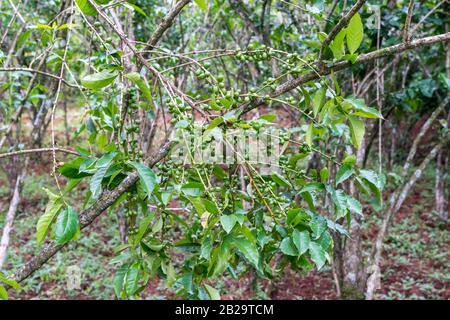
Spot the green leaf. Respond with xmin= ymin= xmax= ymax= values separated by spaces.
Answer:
xmin=0 ymin=285 xmax=7 ymax=300
xmin=207 ymin=117 xmax=224 ymax=130
xmin=329 ymin=28 xmax=346 ymax=59
xmin=306 ymin=123 xmax=313 ymax=147
xmin=124 ymin=72 xmax=154 ymax=109
xmin=200 ymin=237 xmax=213 ymax=259
xmin=122 ymin=2 xmax=147 ymax=17
xmin=220 ymin=215 xmax=237 ymax=234
xmin=90 ymin=164 xmax=109 ymax=199
xmin=299 ymin=182 xmax=324 ymax=211
xmin=346 ymin=13 xmax=364 ymax=54
xmin=348 ymin=115 xmax=365 ymax=149
xmin=345 ymin=98 xmax=382 ymax=119
xmin=0 ymin=273 xmax=20 ymax=289
xmin=114 ymin=264 xmax=129 ymax=298
xmin=152 ymin=216 xmax=163 ymax=233
xmin=310 ymin=215 xmax=327 ymax=240
xmin=194 ymin=0 xmax=208 ymax=10
xmin=320 ymin=167 xmax=329 ymax=183
xmin=292 ymin=229 xmax=310 ymax=256
xmin=359 ymin=169 xmax=384 ymax=201
xmin=204 ymin=284 xmax=220 ymax=300
xmin=81 ymin=71 xmax=118 ymax=89
xmin=309 ymin=242 xmax=327 ymax=270
xmin=312 ymin=86 xmax=326 ymax=117
xmin=271 ymin=172 xmax=292 ymax=188
xmin=327 ymin=186 xmax=349 ymax=219
xmin=181 ymin=182 xmax=204 ymax=197
xmin=55 ymin=206 xmax=79 ymax=244
xmin=342 ymin=154 xmax=356 ymax=167
xmin=317 ymin=231 xmax=332 ymax=251
xmin=347 ymin=195 xmax=363 ymax=216
xmin=336 ymin=164 xmax=354 ymax=185
xmin=280 ymin=237 xmax=297 ymax=256
xmin=75 ymin=0 xmax=97 ymax=17
xmin=360 ymin=169 xmax=383 ymax=191
xmin=234 ymin=237 xmax=260 ymax=268
xmin=125 ymin=263 xmax=140 ymax=296
xmin=300 ymin=189 xmax=317 ymax=210
xmin=97 ymin=133 xmax=108 ymax=151
xmin=133 ymin=212 xmax=155 ymax=247
xmin=36 ymin=189 xmax=62 ymax=245
xmin=129 ymin=161 xmax=158 ymax=197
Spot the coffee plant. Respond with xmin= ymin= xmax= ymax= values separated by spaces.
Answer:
xmin=0 ymin=0 xmax=448 ymax=300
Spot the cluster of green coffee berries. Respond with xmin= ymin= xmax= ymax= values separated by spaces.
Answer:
xmin=235 ymin=44 xmax=274 ymax=63
xmin=252 ymin=177 xmax=288 ymax=209
xmin=156 ymin=160 xmax=185 ymax=181
xmin=194 ymin=68 xmax=211 ymax=80
xmin=283 ymin=53 xmax=306 ymax=76
xmin=125 ymin=208 xmax=138 ymax=236
xmin=168 ymin=100 xmax=192 ymax=115
xmin=299 ymin=143 xmax=311 ymax=154
xmin=278 ymin=130 xmax=291 ymax=145
xmin=284 ymin=96 xmax=298 ymax=106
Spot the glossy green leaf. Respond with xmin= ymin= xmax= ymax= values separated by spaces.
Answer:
xmin=181 ymin=182 xmax=204 ymax=197
xmin=133 ymin=212 xmax=155 ymax=247
xmin=306 ymin=123 xmax=313 ymax=147
xmin=329 ymin=28 xmax=346 ymax=59
xmin=292 ymin=229 xmax=310 ymax=256
xmin=345 ymin=98 xmax=382 ymax=119
xmin=0 ymin=286 xmax=7 ymax=300
xmin=129 ymin=161 xmax=158 ymax=197
xmin=81 ymin=71 xmax=118 ymax=89
xmin=55 ymin=206 xmax=79 ymax=244
xmin=234 ymin=237 xmax=259 ymax=268
xmin=0 ymin=273 xmax=20 ymax=289
xmin=125 ymin=263 xmax=140 ymax=296
xmin=90 ymin=164 xmax=109 ymax=199
xmin=280 ymin=237 xmax=297 ymax=256
xmin=271 ymin=172 xmax=292 ymax=188
xmin=75 ymin=0 xmax=97 ymax=17
xmin=346 ymin=13 xmax=364 ymax=54
xmin=114 ymin=264 xmax=129 ymax=298
xmin=348 ymin=115 xmax=365 ymax=149
xmin=347 ymin=195 xmax=363 ymax=216
xmin=204 ymin=284 xmax=220 ymax=300
xmin=320 ymin=167 xmax=329 ymax=183
xmin=310 ymin=215 xmax=327 ymax=240
xmin=194 ymin=0 xmax=208 ymax=10
xmin=309 ymin=242 xmax=327 ymax=270
xmin=312 ymin=86 xmax=326 ymax=117
xmin=336 ymin=164 xmax=354 ymax=185
xmin=124 ymin=72 xmax=154 ymax=109
xmin=220 ymin=215 xmax=237 ymax=234
xmin=36 ymin=188 xmax=62 ymax=245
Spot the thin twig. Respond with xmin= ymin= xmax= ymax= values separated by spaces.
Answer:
xmin=0 ymin=148 xmax=80 ymax=160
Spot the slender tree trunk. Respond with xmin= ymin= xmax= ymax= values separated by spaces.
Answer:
xmin=0 ymin=172 xmax=23 ymax=269
xmin=435 ymin=147 xmax=448 ymax=221
xmin=337 ymin=140 xmax=367 ymax=299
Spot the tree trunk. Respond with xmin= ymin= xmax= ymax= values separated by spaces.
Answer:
xmin=336 ymin=141 xmax=367 ymax=299
xmin=0 ymin=173 xmax=23 ymax=269
xmin=435 ymin=149 xmax=448 ymax=221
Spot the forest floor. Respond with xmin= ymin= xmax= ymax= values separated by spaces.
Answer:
xmin=0 ymin=107 xmax=448 ymax=300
